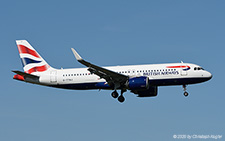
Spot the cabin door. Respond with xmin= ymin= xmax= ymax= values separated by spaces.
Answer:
xmin=180 ymin=64 xmax=188 ymax=76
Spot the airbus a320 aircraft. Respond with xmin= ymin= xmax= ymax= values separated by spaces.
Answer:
xmin=13 ymin=40 xmax=212 ymax=103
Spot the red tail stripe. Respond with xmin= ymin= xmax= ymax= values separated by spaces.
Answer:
xmin=13 ymin=74 xmax=25 ymax=81
xmin=17 ymin=45 xmax=40 ymax=58
xmin=25 ymin=64 xmax=49 ymax=74
xmin=167 ymin=66 xmax=190 ymax=68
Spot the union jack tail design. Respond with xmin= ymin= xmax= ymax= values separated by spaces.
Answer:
xmin=16 ymin=40 xmax=52 ymax=74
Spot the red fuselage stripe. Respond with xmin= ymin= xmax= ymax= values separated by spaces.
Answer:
xmin=167 ymin=66 xmax=190 ymax=68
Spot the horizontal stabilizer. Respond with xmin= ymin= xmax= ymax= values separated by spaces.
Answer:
xmin=12 ymin=70 xmax=39 ymax=79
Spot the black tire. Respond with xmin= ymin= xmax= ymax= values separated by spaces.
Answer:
xmin=111 ymin=91 xmax=119 ymax=98
xmin=184 ymin=92 xmax=188 ymax=97
xmin=118 ymin=95 xmax=125 ymax=103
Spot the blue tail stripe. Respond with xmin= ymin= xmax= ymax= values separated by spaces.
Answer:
xmin=20 ymin=58 xmax=42 ymax=67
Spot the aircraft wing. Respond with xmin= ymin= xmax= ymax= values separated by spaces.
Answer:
xmin=71 ymin=48 xmax=128 ymax=87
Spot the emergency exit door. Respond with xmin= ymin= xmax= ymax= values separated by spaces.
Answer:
xmin=50 ymin=71 xmax=57 ymax=83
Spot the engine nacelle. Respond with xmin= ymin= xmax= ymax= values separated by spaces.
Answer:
xmin=131 ymin=86 xmax=158 ymax=97
xmin=127 ymin=76 xmax=149 ymax=90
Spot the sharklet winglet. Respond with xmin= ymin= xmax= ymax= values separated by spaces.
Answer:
xmin=71 ymin=48 xmax=82 ymax=61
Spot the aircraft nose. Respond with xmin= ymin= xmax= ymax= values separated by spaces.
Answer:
xmin=205 ymin=71 xmax=212 ymax=80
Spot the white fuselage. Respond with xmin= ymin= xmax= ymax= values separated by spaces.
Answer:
xmin=36 ymin=62 xmax=212 ymax=90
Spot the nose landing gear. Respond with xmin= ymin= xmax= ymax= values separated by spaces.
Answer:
xmin=184 ymin=91 xmax=188 ymax=97
xmin=183 ymin=85 xmax=189 ymax=97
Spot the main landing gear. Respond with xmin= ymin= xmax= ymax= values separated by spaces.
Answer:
xmin=183 ymin=85 xmax=189 ymax=97
xmin=111 ymin=91 xmax=119 ymax=98
xmin=111 ymin=89 xmax=126 ymax=103
xmin=118 ymin=95 xmax=125 ymax=103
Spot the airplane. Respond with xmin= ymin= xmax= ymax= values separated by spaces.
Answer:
xmin=12 ymin=40 xmax=212 ymax=103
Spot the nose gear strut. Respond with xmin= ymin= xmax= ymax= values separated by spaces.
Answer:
xmin=183 ymin=85 xmax=189 ymax=97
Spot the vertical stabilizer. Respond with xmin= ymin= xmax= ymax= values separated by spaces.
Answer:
xmin=16 ymin=40 xmax=53 ymax=74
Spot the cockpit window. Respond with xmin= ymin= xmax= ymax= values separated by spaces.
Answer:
xmin=194 ymin=67 xmax=204 ymax=71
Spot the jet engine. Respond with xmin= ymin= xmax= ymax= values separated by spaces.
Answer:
xmin=131 ymin=86 xmax=158 ymax=97
xmin=127 ymin=76 xmax=149 ymax=90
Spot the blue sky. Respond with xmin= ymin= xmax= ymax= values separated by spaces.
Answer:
xmin=1 ymin=0 xmax=224 ymax=140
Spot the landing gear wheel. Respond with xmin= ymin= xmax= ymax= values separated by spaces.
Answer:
xmin=111 ymin=91 xmax=119 ymax=98
xmin=182 ymin=85 xmax=189 ymax=97
xmin=184 ymin=92 xmax=188 ymax=97
xmin=118 ymin=95 xmax=125 ymax=103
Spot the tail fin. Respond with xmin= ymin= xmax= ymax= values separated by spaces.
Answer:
xmin=16 ymin=40 xmax=53 ymax=74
